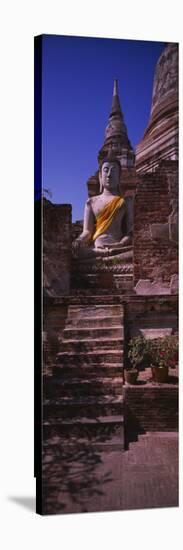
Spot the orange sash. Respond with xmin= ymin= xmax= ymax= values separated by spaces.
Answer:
xmin=92 ymin=196 xmax=125 ymax=241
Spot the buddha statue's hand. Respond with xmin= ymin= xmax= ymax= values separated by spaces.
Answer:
xmin=72 ymin=232 xmax=91 ymax=257
xmin=120 ymin=235 xmax=132 ymax=247
xmin=72 ymin=238 xmax=82 ymax=257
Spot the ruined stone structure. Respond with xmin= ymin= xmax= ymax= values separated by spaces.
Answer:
xmin=134 ymin=43 xmax=178 ymax=294
xmin=43 ymin=199 xmax=72 ymax=296
xmin=136 ymin=43 xmax=178 ymax=173
xmin=134 ymin=161 xmax=178 ymax=294
xmin=41 ymin=44 xmax=179 ymax=514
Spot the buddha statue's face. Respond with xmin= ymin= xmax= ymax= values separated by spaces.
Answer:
xmin=100 ymin=161 xmax=120 ymax=193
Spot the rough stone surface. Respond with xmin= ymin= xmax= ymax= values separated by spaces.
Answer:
xmin=139 ymin=328 xmax=173 ymax=339
xmin=134 ymin=279 xmax=170 ymax=295
xmin=41 ymin=431 xmax=178 ymax=514
xmin=169 ymin=213 xmax=178 ymax=242
xmin=124 ymin=294 xmax=178 ymax=340
xmin=134 ymin=161 xmax=178 ymax=290
xmin=43 ymin=199 xmax=72 ymax=296
xmin=170 ymin=274 xmax=179 ymax=294
xmin=123 ymin=374 xmax=178 ymax=433
xmin=43 ymin=303 xmax=69 ymax=373
xmin=150 ymin=223 xmax=169 ymax=241
xmin=136 ymin=43 xmax=178 ymax=173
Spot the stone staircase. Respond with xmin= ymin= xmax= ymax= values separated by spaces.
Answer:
xmin=43 ymin=303 xmax=125 ymax=450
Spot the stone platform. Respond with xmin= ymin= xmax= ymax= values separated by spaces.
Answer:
xmin=123 ymin=367 xmax=178 ymax=442
xmin=71 ymin=246 xmax=134 ymax=294
xmin=40 ymin=431 xmax=178 ymax=514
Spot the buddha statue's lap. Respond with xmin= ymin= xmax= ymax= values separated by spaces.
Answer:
xmin=72 ymin=159 xmax=133 ymax=261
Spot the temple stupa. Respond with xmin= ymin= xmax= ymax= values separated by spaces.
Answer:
xmin=136 ymin=42 xmax=178 ymax=173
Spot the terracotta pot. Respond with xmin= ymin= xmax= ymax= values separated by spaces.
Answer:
xmin=125 ymin=369 xmax=138 ymax=384
xmin=151 ymin=365 xmax=169 ymax=383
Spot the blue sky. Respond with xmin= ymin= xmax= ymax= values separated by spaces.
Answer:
xmin=42 ymin=35 xmax=165 ymax=220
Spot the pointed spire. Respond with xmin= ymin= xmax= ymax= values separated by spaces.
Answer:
xmin=98 ymin=79 xmax=135 ymax=168
xmin=113 ymin=79 xmax=118 ymax=95
xmin=110 ymin=79 xmax=123 ymax=118
xmin=104 ymin=79 xmax=128 ymax=143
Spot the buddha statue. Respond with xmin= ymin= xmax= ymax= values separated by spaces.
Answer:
xmin=73 ymin=157 xmax=133 ymax=259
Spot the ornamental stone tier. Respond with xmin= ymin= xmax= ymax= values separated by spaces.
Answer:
xmin=136 ymin=43 xmax=178 ymax=173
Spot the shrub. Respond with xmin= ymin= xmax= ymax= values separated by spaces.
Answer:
xmin=148 ymin=335 xmax=178 ymax=369
xmin=127 ymin=336 xmax=149 ymax=370
xmin=127 ymin=334 xmax=178 ymax=370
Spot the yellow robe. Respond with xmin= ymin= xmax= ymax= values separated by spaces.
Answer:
xmin=92 ymin=196 xmax=125 ymax=242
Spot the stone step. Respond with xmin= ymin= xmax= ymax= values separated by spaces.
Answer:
xmin=51 ymin=363 xmax=123 ymax=378
xmin=44 ymin=438 xmax=124 ymax=453
xmin=44 ymin=376 xmax=123 ymax=397
xmin=43 ymin=416 xmax=124 ymax=450
xmin=140 ymin=431 xmax=178 ymax=439
xmin=44 ymin=394 xmax=123 ymax=405
xmin=44 ymin=414 xmax=123 ymax=428
xmin=125 ymin=438 xmax=178 ymax=461
xmin=56 ymin=350 xmax=124 ymax=365
xmin=66 ymin=314 xmax=123 ymax=328
xmin=43 ymin=394 xmax=124 ymax=420
xmin=67 ymin=304 xmax=124 ymax=319
xmin=121 ymin=436 xmax=178 ymax=468
xmin=63 ymin=294 xmax=126 ymax=302
xmin=63 ymin=326 xmax=124 ymax=340
xmin=59 ymin=338 xmax=124 ymax=352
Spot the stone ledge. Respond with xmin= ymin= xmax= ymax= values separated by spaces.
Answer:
xmin=134 ymin=279 xmax=170 ymax=295
xmin=44 ymin=294 xmax=178 ymax=306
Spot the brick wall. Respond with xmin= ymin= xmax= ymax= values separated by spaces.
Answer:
xmin=43 ymin=198 xmax=72 ymax=296
xmin=124 ymin=295 xmax=178 ymax=340
xmin=133 ymin=161 xmax=178 ymax=293
xmin=120 ymin=167 xmax=139 ymax=197
xmin=124 ymin=385 xmax=178 ymax=433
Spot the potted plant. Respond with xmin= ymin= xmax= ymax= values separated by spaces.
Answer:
xmin=126 ymin=336 xmax=148 ymax=384
xmin=149 ymin=336 xmax=178 ymax=383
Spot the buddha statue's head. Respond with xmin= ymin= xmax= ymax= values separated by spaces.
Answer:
xmin=99 ymin=157 xmax=121 ymax=194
